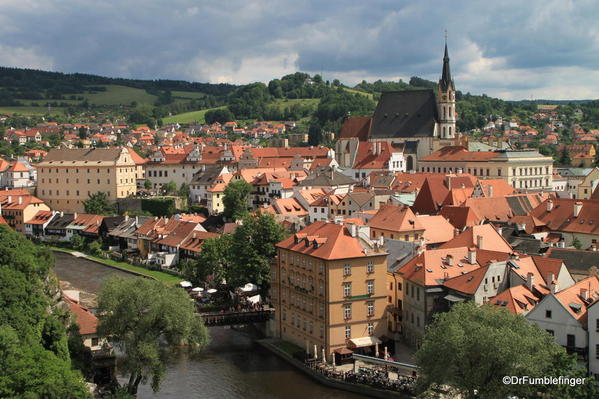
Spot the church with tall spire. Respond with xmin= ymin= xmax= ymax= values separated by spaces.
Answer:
xmin=336 ymin=39 xmax=466 ymax=172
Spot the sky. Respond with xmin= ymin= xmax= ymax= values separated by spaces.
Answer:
xmin=1 ymin=0 xmax=598 ymax=100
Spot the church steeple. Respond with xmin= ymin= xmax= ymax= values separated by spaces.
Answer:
xmin=439 ymin=39 xmax=454 ymax=91
xmin=437 ymin=34 xmax=456 ymax=139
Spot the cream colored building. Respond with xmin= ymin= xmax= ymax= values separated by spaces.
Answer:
xmin=37 ymin=148 xmax=138 ymax=212
xmin=419 ymin=146 xmax=554 ymax=190
xmin=272 ymin=221 xmax=388 ymax=361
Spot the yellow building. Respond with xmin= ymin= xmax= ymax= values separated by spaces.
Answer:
xmin=272 ymin=221 xmax=388 ymax=361
xmin=368 ymin=204 xmax=425 ymax=242
xmin=37 ymin=148 xmax=138 ymax=213
xmin=418 ymin=146 xmax=554 ymax=190
xmin=0 ymin=189 xmax=50 ymax=233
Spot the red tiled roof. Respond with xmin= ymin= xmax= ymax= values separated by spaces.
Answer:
xmin=439 ymin=206 xmax=482 ymax=230
xmin=339 ymin=116 xmax=372 ymax=141
xmin=64 ymin=296 xmax=98 ymax=336
xmin=420 ymin=146 xmax=497 ymax=162
xmin=276 ymin=221 xmax=384 ymax=261
xmin=529 ymin=199 xmax=599 ymax=235
xmin=491 ymin=285 xmax=540 ymax=314
xmin=368 ymin=204 xmax=424 ymax=233
xmin=25 ymin=210 xmax=54 ymax=225
xmin=440 ymin=224 xmax=513 ymax=253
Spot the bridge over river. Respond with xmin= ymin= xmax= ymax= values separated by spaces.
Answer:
xmin=52 ymin=251 xmax=366 ymax=399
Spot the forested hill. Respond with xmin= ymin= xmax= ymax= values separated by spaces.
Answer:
xmin=0 ymin=66 xmax=238 ymax=98
xmin=2 ymin=66 xmax=598 ymax=141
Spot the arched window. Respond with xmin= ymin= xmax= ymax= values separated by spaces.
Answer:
xmin=449 ymin=126 xmax=452 ymax=136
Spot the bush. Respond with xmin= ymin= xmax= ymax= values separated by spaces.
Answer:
xmin=141 ymin=198 xmax=176 ymax=217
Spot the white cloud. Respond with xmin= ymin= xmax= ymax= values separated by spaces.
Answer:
xmin=0 ymin=45 xmax=54 ymax=70
xmin=0 ymin=0 xmax=598 ymax=99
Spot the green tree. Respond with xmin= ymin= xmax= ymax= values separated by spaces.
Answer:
xmin=182 ymin=235 xmax=233 ymax=286
xmin=572 ymin=237 xmax=582 ymax=249
xmin=222 ymin=179 xmax=252 ymax=220
xmin=559 ymin=146 xmax=572 ymax=166
xmin=83 ymin=192 xmax=115 ymax=215
xmin=178 ymin=183 xmax=190 ymax=199
xmin=229 ymin=213 xmax=285 ymax=291
xmin=164 ymin=180 xmax=177 ymax=195
xmin=0 ymin=326 xmax=91 ymax=399
xmin=87 ymin=240 xmax=103 ymax=256
xmin=98 ymin=277 xmax=209 ymax=396
xmin=41 ymin=314 xmax=70 ymax=361
xmin=416 ymin=302 xmax=587 ymax=399
xmin=144 ymin=179 xmax=153 ymax=190
xmin=70 ymin=233 xmax=85 ymax=251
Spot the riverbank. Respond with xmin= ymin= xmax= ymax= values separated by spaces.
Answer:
xmin=257 ymin=339 xmax=413 ymax=399
xmin=50 ymin=247 xmax=182 ymax=285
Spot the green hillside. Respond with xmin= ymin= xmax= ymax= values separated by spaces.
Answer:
xmin=162 ymin=106 xmax=227 ymax=124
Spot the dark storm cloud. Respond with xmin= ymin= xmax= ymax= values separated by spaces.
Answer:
xmin=1 ymin=0 xmax=598 ymax=99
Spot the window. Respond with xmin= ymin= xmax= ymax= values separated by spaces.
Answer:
xmin=343 ymin=263 xmax=351 ymax=276
xmin=596 ymin=344 xmax=599 ymax=359
xmin=91 ymin=337 xmax=99 ymax=347
xmin=345 ymin=326 xmax=351 ymax=339
xmin=344 ymin=303 xmax=352 ymax=320
xmin=397 ymin=282 xmax=402 ymax=291
xmin=546 ymin=329 xmax=554 ymax=336
xmin=343 ymin=282 xmax=352 ymax=297
xmin=319 ymin=263 xmax=324 ymax=274
xmin=367 ymin=301 xmax=374 ymax=316
xmin=596 ymin=318 xmax=599 ymax=332
xmin=417 ymin=316 xmax=420 ymax=327
xmin=545 ymin=310 xmax=552 ymax=319
xmin=367 ymin=261 xmax=374 ymax=274
xmin=567 ymin=334 xmax=575 ymax=348
xmin=367 ymin=280 xmax=374 ymax=295
xmin=367 ymin=323 xmax=374 ymax=336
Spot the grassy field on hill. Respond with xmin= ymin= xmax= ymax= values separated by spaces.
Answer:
xmin=81 ymin=85 xmax=158 ymax=105
xmin=341 ymin=87 xmax=374 ymax=99
xmin=0 ymin=106 xmax=67 ymax=115
xmin=162 ymin=106 xmax=227 ymax=124
xmin=271 ymin=98 xmax=320 ymax=110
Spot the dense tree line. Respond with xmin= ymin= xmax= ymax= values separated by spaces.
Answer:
xmin=308 ymin=88 xmax=376 ymax=145
xmin=0 ymin=225 xmax=90 ymax=398
xmin=0 ymin=67 xmax=237 ymax=101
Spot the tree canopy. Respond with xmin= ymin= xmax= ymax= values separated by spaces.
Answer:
xmin=416 ymin=301 xmax=597 ymax=399
xmin=83 ymin=192 xmax=115 ymax=215
xmin=222 ymin=179 xmax=252 ymax=220
xmin=0 ymin=224 xmax=90 ymax=398
xmin=98 ymin=277 xmax=209 ymax=395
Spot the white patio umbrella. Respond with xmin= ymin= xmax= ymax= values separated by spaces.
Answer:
xmin=321 ymin=348 xmax=326 ymax=364
xmin=191 ymin=287 xmax=204 ymax=292
xmin=207 ymin=288 xmax=217 ymax=294
xmin=314 ymin=344 xmax=318 ymax=359
xmin=375 ymin=342 xmax=380 ymax=358
xmin=179 ymin=281 xmax=192 ymax=288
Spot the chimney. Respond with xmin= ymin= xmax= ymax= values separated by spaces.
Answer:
xmin=446 ymin=175 xmax=451 ymax=190
xmin=446 ymin=254 xmax=453 ymax=266
xmin=476 ymin=235 xmax=483 ymax=249
xmin=60 ymin=211 xmax=64 ymax=217
xmin=348 ymin=223 xmax=357 ymax=237
xmin=517 ymin=223 xmax=526 ymax=232
xmin=378 ymin=235 xmax=384 ymax=247
xmin=546 ymin=200 xmax=553 ymax=212
xmin=487 ymin=184 xmax=494 ymax=197
xmin=18 ymin=196 xmax=22 ymax=205
xmin=580 ymin=288 xmax=589 ymax=301
xmin=135 ymin=216 xmax=139 ymax=226
xmin=73 ymin=212 xmax=78 ymax=220
xmin=7 ymin=195 xmax=11 ymax=203
xmin=526 ymin=272 xmax=534 ymax=291
xmin=124 ymin=214 xmax=129 ymax=222
xmin=545 ymin=273 xmax=554 ymax=287
xmin=454 ymin=228 xmax=460 ymax=237
xmin=495 ymin=225 xmax=503 ymax=236
xmin=467 ymin=247 xmax=476 ymax=264
xmin=573 ymin=201 xmax=582 ymax=218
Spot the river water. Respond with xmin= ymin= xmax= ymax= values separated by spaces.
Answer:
xmin=52 ymin=252 xmax=366 ymax=399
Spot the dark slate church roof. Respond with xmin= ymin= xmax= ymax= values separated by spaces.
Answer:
xmin=369 ymin=90 xmax=439 ymax=139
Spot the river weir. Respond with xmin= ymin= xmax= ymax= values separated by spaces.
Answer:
xmin=52 ymin=251 xmax=366 ymax=399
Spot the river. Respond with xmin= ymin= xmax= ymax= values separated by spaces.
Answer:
xmin=52 ymin=251 xmax=366 ymax=399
